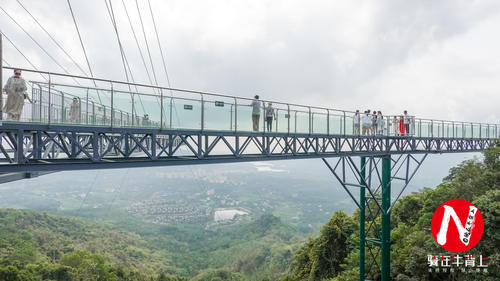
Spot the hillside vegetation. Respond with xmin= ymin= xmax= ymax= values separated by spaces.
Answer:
xmin=282 ymin=144 xmax=499 ymax=281
xmin=0 ymin=210 xmax=300 ymax=280
xmin=0 ymin=145 xmax=498 ymax=281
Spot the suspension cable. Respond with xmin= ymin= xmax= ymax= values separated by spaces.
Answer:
xmin=121 ymin=0 xmax=156 ymax=91
xmin=145 ymin=0 xmax=181 ymax=127
xmin=135 ymin=0 xmax=159 ymax=87
xmin=147 ymin=0 xmax=172 ymax=87
xmin=0 ymin=6 xmax=74 ymax=77
xmin=2 ymin=58 xmax=11 ymax=67
xmin=66 ymin=0 xmax=102 ymax=103
xmin=104 ymin=0 xmax=146 ymax=114
xmin=15 ymin=0 xmax=89 ymax=77
xmin=0 ymin=30 xmax=47 ymax=81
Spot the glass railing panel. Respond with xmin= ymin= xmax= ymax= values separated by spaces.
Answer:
xmin=480 ymin=125 xmax=488 ymax=139
xmin=420 ymin=121 xmax=431 ymax=138
xmin=345 ymin=115 xmax=354 ymax=136
xmin=464 ymin=124 xmax=472 ymax=138
xmin=290 ymin=106 xmax=309 ymax=134
xmin=170 ymin=97 xmax=202 ymax=130
xmin=203 ymin=96 xmax=234 ymax=131
xmin=431 ymin=122 xmax=440 ymax=138
xmin=51 ymin=89 xmax=69 ymax=124
xmin=88 ymin=89 xmax=112 ymax=126
xmin=443 ymin=123 xmax=451 ymax=138
xmin=48 ymin=85 xmax=101 ymax=125
xmin=274 ymin=104 xmax=292 ymax=133
xmin=131 ymin=91 xmax=162 ymax=129
xmin=488 ymin=125 xmax=496 ymax=139
xmin=472 ymin=124 xmax=480 ymax=139
xmin=454 ymin=123 xmax=465 ymax=138
xmin=312 ymin=110 xmax=328 ymax=135
xmin=287 ymin=108 xmax=296 ymax=134
xmin=329 ymin=114 xmax=343 ymax=135
xmin=29 ymin=86 xmax=42 ymax=122
xmin=112 ymin=90 xmax=135 ymax=127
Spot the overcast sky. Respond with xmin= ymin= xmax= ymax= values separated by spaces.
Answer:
xmin=1 ymin=0 xmax=499 ymax=123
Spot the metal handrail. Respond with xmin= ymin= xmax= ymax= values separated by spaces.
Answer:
xmin=3 ymin=66 xmax=500 ymax=133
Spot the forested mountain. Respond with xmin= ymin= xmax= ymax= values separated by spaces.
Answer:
xmin=282 ymin=144 xmax=499 ymax=281
xmin=1 ymin=145 xmax=498 ymax=281
xmin=0 ymin=210 xmax=300 ymax=280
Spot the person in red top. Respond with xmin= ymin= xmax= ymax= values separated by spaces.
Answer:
xmin=399 ymin=115 xmax=405 ymax=136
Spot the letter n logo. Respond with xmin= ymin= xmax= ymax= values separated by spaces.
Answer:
xmin=431 ymin=199 xmax=484 ymax=252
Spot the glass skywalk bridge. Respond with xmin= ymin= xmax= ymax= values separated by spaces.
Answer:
xmin=0 ymin=66 xmax=499 ymax=172
xmin=1 ymin=66 xmax=499 ymax=281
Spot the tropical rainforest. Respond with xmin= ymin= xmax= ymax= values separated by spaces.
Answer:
xmin=0 ymin=144 xmax=498 ymax=280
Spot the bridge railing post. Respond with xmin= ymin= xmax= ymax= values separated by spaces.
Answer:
xmin=263 ymin=102 xmax=267 ymax=133
xmin=418 ymin=119 xmax=421 ymax=138
xmin=160 ymin=88 xmax=164 ymax=130
xmin=234 ymin=97 xmax=238 ymax=132
xmin=169 ymin=97 xmax=173 ymax=129
xmin=287 ymin=104 xmax=290 ymax=134
xmin=309 ymin=107 xmax=312 ymax=135
xmin=48 ymin=73 xmax=52 ymax=125
xmin=110 ymin=83 xmax=114 ymax=128
xmin=294 ymin=110 xmax=297 ymax=134
xmin=37 ymin=84 xmax=42 ymax=122
xmin=85 ymin=88 xmax=89 ymax=125
xmin=61 ymin=91 xmax=65 ymax=123
xmin=201 ymin=94 xmax=204 ymax=131
xmin=327 ymin=109 xmax=330 ymax=136
xmin=343 ymin=111 xmax=346 ymax=136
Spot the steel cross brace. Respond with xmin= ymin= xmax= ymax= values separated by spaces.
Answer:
xmin=322 ymin=153 xmax=427 ymax=281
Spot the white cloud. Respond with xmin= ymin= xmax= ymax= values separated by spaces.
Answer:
xmin=1 ymin=0 xmax=499 ymax=123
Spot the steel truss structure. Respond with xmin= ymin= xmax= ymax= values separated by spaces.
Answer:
xmin=0 ymin=122 xmax=496 ymax=172
xmin=323 ymin=154 xmax=428 ymax=281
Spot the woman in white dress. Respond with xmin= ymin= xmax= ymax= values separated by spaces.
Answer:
xmin=3 ymin=69 xmax=32 ymax=121
xmin=377 ymin=111 xmax=385 ymax=135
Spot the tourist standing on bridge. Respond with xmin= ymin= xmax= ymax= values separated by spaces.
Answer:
xmin=2 ymin=69 xmax=32 ymax=121
xmin=377 ymin=111 xmax=385 ymax=135
xmin=353 ymin=110 xmax=360 ymax=135
xmin=371 ymin=110 xmax=378 ymax=135
xmin=403 ymin=110 xmax=410 ymax=136
xmin=399 ymin=115 xmax=406 ymax=136
xmin=265 ymin=102 xmax=275 ymax=132
xmin=142 ymin=114 xmax=150 ymax=127
xmin=361 ymin=110 xmax=372 ymax=135
xmin=392 ymin=116 xmax=399 ymax=136
xmin=251 ymin=95 xmax=262 ymax=131
xmin=69 ymin=97 xmax=81 ymax=123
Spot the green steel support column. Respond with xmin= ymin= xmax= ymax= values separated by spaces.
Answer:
xmin=381 ymin=156 xmax=391 ymax=281
xmin=360 ymin=157 xmax=366 ymax=281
